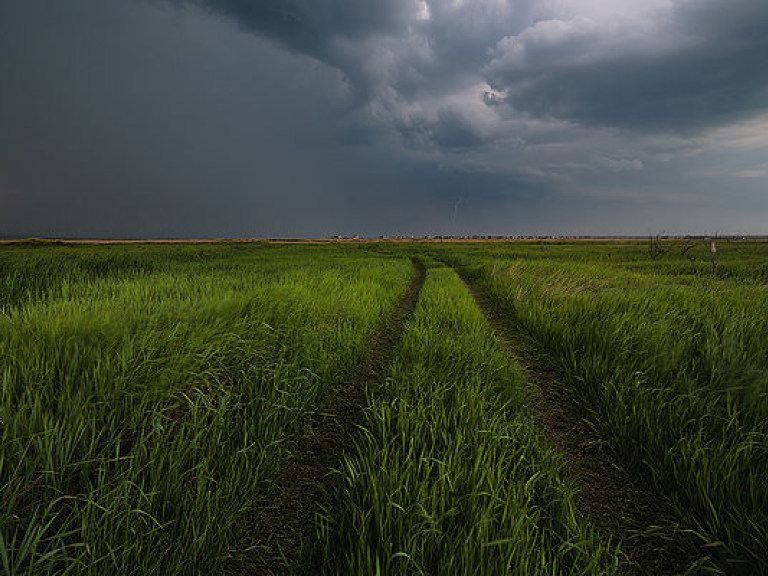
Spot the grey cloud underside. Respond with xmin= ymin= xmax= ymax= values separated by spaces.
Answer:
xmin=496 ymin=49 xmax=768 ymax=134
xmin=177 ymin=0 xmax=534 ymax=133
xmin=190 ymin=0 xmax=413 ymax=57
xmin=2 ymin=0 xmax=768 ymax=238
xmin=490 ymin=3 xmax=768 ymax=133
xmin=430 ymin=108 xmax=486 ymax=149
xmin=484 ymin=0 xmax=768 ymax=134
xmin=188 ymin=0 xmax=768 ymax=136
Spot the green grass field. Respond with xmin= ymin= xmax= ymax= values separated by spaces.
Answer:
xmin=1 ymin=240 xmax=766 ymax=575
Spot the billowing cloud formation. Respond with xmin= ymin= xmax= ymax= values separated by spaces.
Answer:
xmin=1 ymin=0 xmax=768 ymax=237
xmin=193 ymin=0 xmax=416 ymax=51
xmin=189 ymin=0 xmax=768 ymax=138
xmin=486 ymin=0 xmax=768 ymax=132
xmin=181 ymin=0 xmax=768 ymax=225
xmin=183 ymin=0 xmax=535 ymax=146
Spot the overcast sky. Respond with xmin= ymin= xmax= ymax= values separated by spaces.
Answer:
xmin=2 ymin=0 xmax=768 ymax=237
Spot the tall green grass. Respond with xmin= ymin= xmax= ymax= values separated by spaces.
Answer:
xmin=0 ymin=244 xmax=223 ymax=312
xmin=320 ymin=265 xmax=616 ymax=575
xmin=5 ymin=239 xmax=765 ymax=574
xmin=432 ymin=243 xmax=768 ymax=573
xmin=0 ymin=244 xmax=413 ymax=574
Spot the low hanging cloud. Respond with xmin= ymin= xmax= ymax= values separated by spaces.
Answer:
xmin=175 ymin=0 xmax=535 ymax=144
xmin=2 ymin=0 xmax=768 ymax=237
xmin=486 ymin=1 xmax=768 ymax=133
xmin=159 ymin=0 xmax=768 ymax=232
xmin=183 ymin=0 xmax=768 ymax=140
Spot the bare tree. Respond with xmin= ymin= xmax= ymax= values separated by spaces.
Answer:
xmin=648 ymin=233 xmax=667 ymax=260
xmin=681 ymin=241 xmax=698 ymax=275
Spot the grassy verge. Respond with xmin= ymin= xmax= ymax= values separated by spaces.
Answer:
xmin=320 ymin=265 xmax=616 ymax=575
xmin=0 ymin=245 xmax=413 ymax=575
xmin=444 ymin=253 xmax=767 ymax=574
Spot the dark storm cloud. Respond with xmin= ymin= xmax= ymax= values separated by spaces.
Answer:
xmin=431 ymin=108 xmax=486 ymax=149
xmin=0 ymin=0 xmax=553 ymax=238
xmin=186 ymin=0 xmax=768 ymax=139
xmin=195 ymin=0 xmax=412 ymax=46
xmin=0 ymin=0 xmax=363 ymax=237
xmin=485 ymin=0 xmax=768 ymax=133
xmin=2 ymin=0 xmax=768 ymax=238
xmin=181 ymin=0 xmax=416 ymax=70
xmin=175 ymin=0 xmax=534 ymax=139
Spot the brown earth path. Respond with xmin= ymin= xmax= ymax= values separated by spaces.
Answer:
xmin=228 ymin=259 xmax=426 ymax=576
xmin=456 ymin=269 xmax=705 ymax=576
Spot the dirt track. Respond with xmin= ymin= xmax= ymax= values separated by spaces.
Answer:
xmin=228 ymin=259 xmax=426 ymax=576
xmin=457 ymin=269 xmax=699 ymax=576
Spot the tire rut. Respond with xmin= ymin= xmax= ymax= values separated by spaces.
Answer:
xmin=456 ymin=269 xmax=700 ymax=576
xmin=228 ymin=259 xmax=426 ymax=576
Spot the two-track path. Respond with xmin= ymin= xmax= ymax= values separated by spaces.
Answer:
xmin=229 ymin=259 xmax=425 ymax=576
xmin=457 ymin=269 xmax=698 ymax=576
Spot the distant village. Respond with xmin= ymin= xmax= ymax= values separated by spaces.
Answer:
xmin=331 ymin=234 xmax=589 ymax=240
xmin=329 ymin=234 xmax=753 ymax=241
